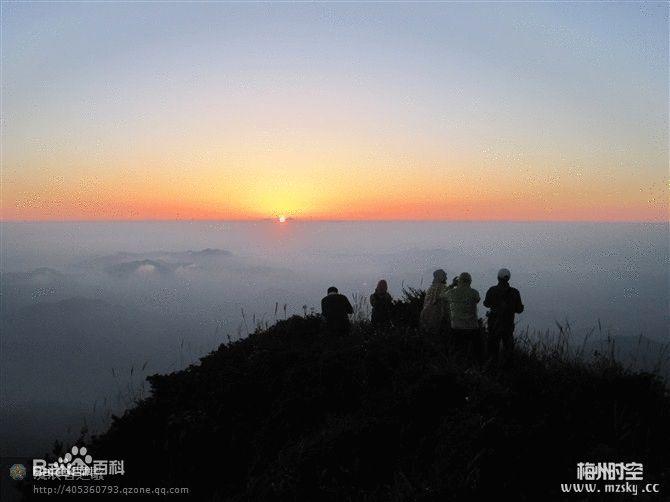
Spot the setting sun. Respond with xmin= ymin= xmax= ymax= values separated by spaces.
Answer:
xmin=278 ymin=215 xmax=287 ymax=223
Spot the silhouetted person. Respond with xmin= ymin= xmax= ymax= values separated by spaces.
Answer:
xmin=445 ymin=272 xmax=483 ymax=362
xmin=370 ymin=279 xmax=393 ymax=326
xmin=484 ymin=268 xmax=524 ymax=360
xmin=321 ymin=286 xmax=354 ymax=336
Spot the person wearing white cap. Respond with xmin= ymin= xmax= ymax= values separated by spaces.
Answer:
xmin=483 ymin=268 xmax=524 ymax=361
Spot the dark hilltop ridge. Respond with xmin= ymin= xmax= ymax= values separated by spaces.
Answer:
xmin=29 ymin=291 xmax=670 ymax=501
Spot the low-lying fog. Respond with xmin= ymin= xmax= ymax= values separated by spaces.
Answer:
xmin=1 ymin=221 xmax=668 ymax=456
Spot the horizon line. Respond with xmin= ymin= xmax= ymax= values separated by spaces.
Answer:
xmin=1 ymin=218 xmax=668 ymax=224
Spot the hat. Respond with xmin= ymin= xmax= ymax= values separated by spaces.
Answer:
xmin=497 ymin=268 xmax=511 ymax=280
xmin=459 ymin=272 xmax=472 ymax=284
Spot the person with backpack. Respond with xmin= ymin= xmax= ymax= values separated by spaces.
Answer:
xmin=483 ymin=268 xmax=524 ymax=360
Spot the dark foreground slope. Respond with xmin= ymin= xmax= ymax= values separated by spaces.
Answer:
xmin=28 ymin=295 xmax=670 ymax=501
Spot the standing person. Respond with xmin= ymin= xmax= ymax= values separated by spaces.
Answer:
xmin=445 ymin=272 xmax=483 ymax=362
xmin=370 ymin=279 xmax=393 ymax=326
xmin=321 ymin=286 xmax=354 ymax=336
xmin=484 ymin=268 xmax=524 ymax=360
xmin=420 ymin=269 xmax=450 ymax=337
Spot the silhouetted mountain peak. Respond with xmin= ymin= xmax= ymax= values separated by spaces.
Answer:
xmin=86 ymin=293 xmax=669 ymax=501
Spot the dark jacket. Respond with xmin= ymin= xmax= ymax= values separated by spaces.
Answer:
xmin=483 ymin=282 xmax=524 ymax=329
xmin=321 ymin=293 xmax=354 ymax=334
xmin=370 ymin=292 xmax=393 ymax=325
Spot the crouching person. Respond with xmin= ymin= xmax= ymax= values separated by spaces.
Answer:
xmin=321 ymin=286 xmax=354 ymax=337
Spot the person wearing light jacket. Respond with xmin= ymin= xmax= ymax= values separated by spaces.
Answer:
xmin=445 ymin=272 xmax=482 ymax=361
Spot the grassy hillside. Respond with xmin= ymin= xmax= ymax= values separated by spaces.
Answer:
xmin=30 ymin=291 xmax=670 ymax=501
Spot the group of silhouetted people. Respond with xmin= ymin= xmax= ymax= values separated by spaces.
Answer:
xmin=321 ymin=268 xmax=524 ymax=363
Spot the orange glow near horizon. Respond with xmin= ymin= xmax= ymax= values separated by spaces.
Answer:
xmin=1 ymin=138 xmax=667 ymax=223
xmin=2 ymin=173 xmax=667 ymax=223
xmin=1 ymin=151 xmax=668 ymax=223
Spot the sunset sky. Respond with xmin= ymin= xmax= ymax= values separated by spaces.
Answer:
xmin=1 ymin=2 xmax=668 ymax=221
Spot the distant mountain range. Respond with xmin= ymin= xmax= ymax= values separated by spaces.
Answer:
xmin=74 ymin=248 xmax=232 ymax=270
xmin=105 ymin=259 xmax=178 ymax=278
